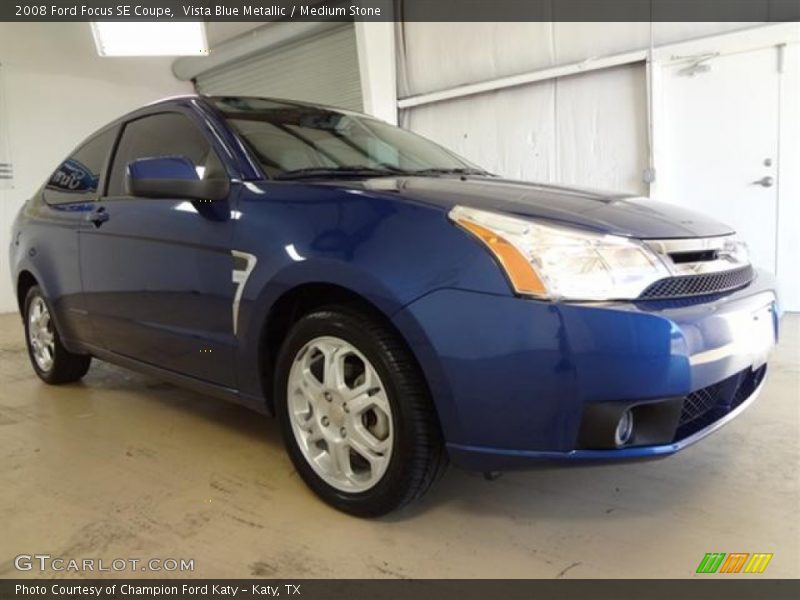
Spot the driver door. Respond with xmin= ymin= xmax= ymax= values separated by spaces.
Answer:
xmin=79 ymin=111 xmax=237 ymax=387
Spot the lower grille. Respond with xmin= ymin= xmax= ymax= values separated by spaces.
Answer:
xmin=639 ymin=266 xmax=754 ymax=300
xmin=674 ymin=365 xmax=766 ymax=439
xmin=679 ymin=383 xmax=724 ymax=427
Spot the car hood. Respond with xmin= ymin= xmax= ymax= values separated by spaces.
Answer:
xmin=333 ymin=175 xmax=734 ymax=239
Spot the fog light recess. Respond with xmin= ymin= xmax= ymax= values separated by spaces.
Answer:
xmin=614 ymin=410 xmax=634 ymax=447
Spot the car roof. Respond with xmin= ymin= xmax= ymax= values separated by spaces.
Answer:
xmin=146 ymin=94 xmax=369 ymax=119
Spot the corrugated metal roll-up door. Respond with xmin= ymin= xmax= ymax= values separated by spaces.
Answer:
xmin=195 ymin=24 xmax=363 ymax=112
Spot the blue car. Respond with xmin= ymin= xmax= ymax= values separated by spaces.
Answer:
xmin=9 ymin=96 xmax=778 ymax=515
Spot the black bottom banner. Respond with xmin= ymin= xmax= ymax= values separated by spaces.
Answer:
xmin=2 ymin=579 xmax=799 ymax=600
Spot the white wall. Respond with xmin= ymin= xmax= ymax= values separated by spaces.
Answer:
xmin=404 ymin=62 xmax=648 ymax=193
xmin=397 ymin=22 xmax=763 ymax=98
xmin=397 ymin=22 xmax=767 ymax=192
xmin=0 ymin=23 xmax=191 ymax=313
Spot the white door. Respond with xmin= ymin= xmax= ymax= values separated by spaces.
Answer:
xmin=659 ymin=46 xmax=780 ymax=274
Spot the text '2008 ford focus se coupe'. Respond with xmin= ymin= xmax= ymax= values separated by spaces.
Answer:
xmin=9 ymin=96 xmax=778 ymax=516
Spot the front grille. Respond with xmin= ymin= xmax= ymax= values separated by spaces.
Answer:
xmin=674 ymin=365 xmax=766 ymax=440
xmin=680 ymin=383 xmax=724 ymax=427
xmin=638 ymin=266 xmax=754 ymax=300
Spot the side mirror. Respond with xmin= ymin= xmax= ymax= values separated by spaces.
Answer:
xmin=125 ymin=156 xmax=229 ymax=201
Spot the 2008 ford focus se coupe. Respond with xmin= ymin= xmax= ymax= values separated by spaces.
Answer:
xmin=9 ymin=96 xmax=778 ymax=515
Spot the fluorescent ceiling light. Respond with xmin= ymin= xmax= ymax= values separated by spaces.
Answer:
xmin=91 ymin=22 xmax=208 ymax=57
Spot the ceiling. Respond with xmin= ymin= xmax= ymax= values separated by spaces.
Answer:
xmin=205 ymin=23 xmax=266 ymax=48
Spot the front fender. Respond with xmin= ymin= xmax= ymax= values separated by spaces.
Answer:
xmin=235 ymin=257 xmax=403 ymax=406
xmin=230 ymin=182 xmax=512 ymax=405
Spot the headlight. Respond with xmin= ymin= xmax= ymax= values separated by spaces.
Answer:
xmin=449 ymin=205 xmax=671 ymax=301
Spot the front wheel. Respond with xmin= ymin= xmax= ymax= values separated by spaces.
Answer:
xmin=24 ymin=286 xmax=91 ymax=384
xmin=274 ymin=307 xmax=446 ymax=517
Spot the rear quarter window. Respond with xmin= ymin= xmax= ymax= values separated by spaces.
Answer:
xmin=44 ymin=128 xmax=117 ymax=205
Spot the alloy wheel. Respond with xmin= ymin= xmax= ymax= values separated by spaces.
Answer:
xmin=286 ymin=336 xmax=394 ymax=493
xmin=28 ymin=296 xmax=55 ymax=372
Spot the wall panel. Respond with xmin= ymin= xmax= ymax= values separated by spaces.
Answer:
xmin=403 ymin=62 xmax=647 ymax=194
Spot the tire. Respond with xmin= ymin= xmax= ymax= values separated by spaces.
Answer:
xmin=274 ymin=306 xmax=447 ymax=517
xmin=24 ymin=285 xmax=91 ymax=384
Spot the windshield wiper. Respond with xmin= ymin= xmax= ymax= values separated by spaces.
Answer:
xmin=275 ymin=165 xmax=408 ymax=180
xmin=411 ymin=167 xmax=491 ymax=176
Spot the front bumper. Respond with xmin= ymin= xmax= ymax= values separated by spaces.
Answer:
xmin=392 ymin=269 xmax=779 ymax=471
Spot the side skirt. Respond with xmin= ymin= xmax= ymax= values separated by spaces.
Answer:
xmin=83 ymin=343 xmax=271 ymax=415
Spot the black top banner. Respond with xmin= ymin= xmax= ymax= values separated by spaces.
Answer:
xmin=3 ymin=0 xmax=800 ymax=22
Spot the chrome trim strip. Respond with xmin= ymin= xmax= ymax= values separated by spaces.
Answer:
xmin=645 ymin=235 xmax=732 ymax=255
xmin=231 ymin=251 xmax=257 ymax=336
xmin=645 ymin=234 xmax=750 ymax=277
xmin=669 ymin=260 xmax=750 ymax=276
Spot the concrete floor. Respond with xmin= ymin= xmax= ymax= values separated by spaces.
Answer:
xmin=0 ymin=311 xmax=797 ymax=579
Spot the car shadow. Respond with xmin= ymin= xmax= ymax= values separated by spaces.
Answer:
xmin=53 ymin=361 xmax=731 ymax=524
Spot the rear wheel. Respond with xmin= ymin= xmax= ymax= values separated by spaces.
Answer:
xmin=24 ymin=286 xmax=91 ymax=384
xmin=274 ymin=307 xmax=446 ymax=516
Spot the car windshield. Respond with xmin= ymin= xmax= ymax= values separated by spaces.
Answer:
xmin=208 ymin=96 xmax=486 ymax=179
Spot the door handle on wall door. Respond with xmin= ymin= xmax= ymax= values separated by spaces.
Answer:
xmin=751 ymin=176 xmax=774 ymax=188
xmin=89 ymin=206 xmax=109 ymax=227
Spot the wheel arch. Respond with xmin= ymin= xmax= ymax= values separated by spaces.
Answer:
xmin=16 ymin=270 xmax=39 ymax=316
xmin=257 ymin=282 xmax=434 ymax=418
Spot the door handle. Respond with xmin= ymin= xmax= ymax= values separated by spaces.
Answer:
xmin=752 ymin=176 xmax=774 ymax=188
xmin=89 ymin=206 xmax=109 ymax=227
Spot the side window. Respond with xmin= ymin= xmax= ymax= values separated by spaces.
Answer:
xmin=107 ymin=112 xmax=224 ymax=197
xmin=44 ymin=128 xmax=116 ymax=205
